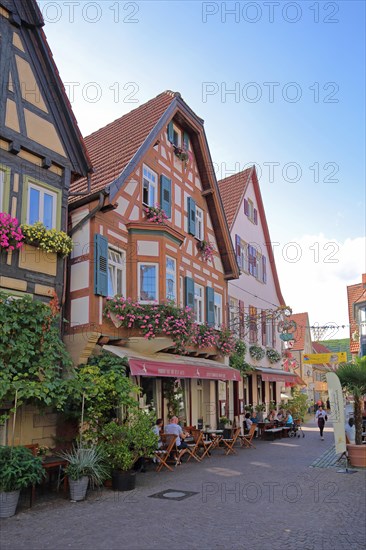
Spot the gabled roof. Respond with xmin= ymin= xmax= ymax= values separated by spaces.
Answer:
xmin=312 ymin=341 xmax=331 ymax=369
xmin=70 ymin=90 xmax=239 ymax=280
xmin=288 ymin=312 xmax=310 ymax=351
xmin=217 ymin=166 xmax=285 ymax=305
xmin=347 ymin=278 xmax=366 ymax=354
xmin=0 ymin=0 xmax=92 ymax=177
xmin=70 ymin=91 xmax=175 ymax=199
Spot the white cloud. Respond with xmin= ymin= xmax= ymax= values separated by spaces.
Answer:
xmin=274 ymin=234 xmax=366 ymax=340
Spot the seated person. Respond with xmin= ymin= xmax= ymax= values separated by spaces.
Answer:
xmin=266 ymin=410 xmax=276 ymax=422
xmin=250 ymin=411 xmax=258 ymax=424
xmin=345 ymin=417 xmax=355 ymax=444
xmin=244 ymin=412 xmax=253 ymax=431
xmin=153 ymin=418 xmax=164 ymax=448
xmin=276 ymin=409 xmax=285 ymax=422
xmin=284 ymin=410 xmax=293 ymax=425
xmin=164 ymin=416 xmax=189 ymax=460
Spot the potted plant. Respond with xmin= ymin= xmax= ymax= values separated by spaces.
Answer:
xmin=337 ymin=356 xmax=366 ymax=467
xmin=249 ymin=345 xmax=265 ymax=361
xmin=0 ymin=213 xmax=24 ymax=253
xmin=218 ymin=416 xmax=232 ymax=430
xmin=58 ymin=445 xmax=108 ymax=501
xmin=0 ymin=446 xmax=46 ymax=518
xmin=255 ymin=403 xmax=266 ymax=421
xmin=99 ymin=410 xmax=158 ymax=491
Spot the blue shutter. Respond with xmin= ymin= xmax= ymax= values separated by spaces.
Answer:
xmin=262 ymin=256 xmax=267 ymax=283
xmin=244 ymin=199 xmax=249 ymax=216
xmin=187 ymin=197 xmax=196 ymax=235
xmin=183 ymin=131 xmax=189 ymax=149
xmin=94 ymin=234 xmax=108 ymax=296
xmin=167 ymin=121 xmax=174 ymax=143
xmin=235 ymin=234 xmax=241 ymax=266
xmin=206 ymin=287 xmax=215 ymax=327
xmin=185 ymin=276 xmax=194 ymax=309
xmin=160 ymin=175 xmax=171 ymax=218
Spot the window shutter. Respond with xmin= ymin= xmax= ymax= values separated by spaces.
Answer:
xmin=239 ymin=300 xmax=244 ymax=338
xmin=254 ymin=208 xmax=258 ymax=225
xmin=235 ymin=234 xmax=241 ymax=266
xmin=244 ymin=198 xmax=249 ymax=216
xmin=167 ymin=121 xmax=174 ymax=143
xmin=206 ymin=287 xmax=215 ymax=327
xmin=272 ymin=317 xmax=276 ymax=347
xmin=261 ymin=311 xmax=266 ymax=346
xmin=160 ymin=175 xmax=171 ymax=218
xmin=185 ymin=276 xmax=194 ymax=309
xmin=94 ymin=234 xmax=108 ymax=296
xmin=262 ymin=256 xmax=267 ymax=283
xmin=183 ymin=131 xmax=189 ymax=149
xmin=187 ymin=197 xmax=196 ymax=235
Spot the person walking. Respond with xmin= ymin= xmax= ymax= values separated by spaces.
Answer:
xmin=315 ymin=405 xmax=327 ymax=440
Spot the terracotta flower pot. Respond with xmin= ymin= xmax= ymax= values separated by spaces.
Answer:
xmin=346 ymin=444 xmax=366 ymax=468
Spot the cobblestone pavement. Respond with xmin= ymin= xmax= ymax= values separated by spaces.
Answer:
xmin=1 ymin=421 xmax=365 ymax=550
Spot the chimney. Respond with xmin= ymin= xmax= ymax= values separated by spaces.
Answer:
xmin=362 ymin=273 xmax=366 ymax=288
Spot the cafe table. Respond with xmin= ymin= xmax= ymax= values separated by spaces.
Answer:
xmin=202 ymin=429 xmax=224 ymax=450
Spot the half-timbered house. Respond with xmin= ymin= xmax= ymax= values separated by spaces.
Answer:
xmin=66 ymin=91 xmax=241 ymax=428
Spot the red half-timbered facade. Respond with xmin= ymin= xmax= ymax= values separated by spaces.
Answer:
xmin=65 ymin=91 xmax=240 ymax=427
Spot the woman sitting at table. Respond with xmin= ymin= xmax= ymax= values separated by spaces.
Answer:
xmin=284 ymin=410 xmax=294 ymax=425
xmin=266 ymin=410 xmax=276 ymax=422
xmin=276 ymin=409 xmax=285 ymax=422
xmin=244 ymin=413 xmax=253 ymax=432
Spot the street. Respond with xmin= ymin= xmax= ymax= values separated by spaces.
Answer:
xmin=1 ymin=421 xmax=365 ymax=550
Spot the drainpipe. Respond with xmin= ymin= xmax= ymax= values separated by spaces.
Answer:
xmin=69 ymin=191 xmax=107 ymax=237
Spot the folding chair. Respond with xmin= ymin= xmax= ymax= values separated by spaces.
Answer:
xmin=186 ymin=431 xmax=203 ymax=463
xmin=154 ymin=434 xmax=177 ymax=472
xmin=189 ymin=430 xmax=213 ymax=460
xmin=239 ymin=424 xmax=257 ymax=449
xmin=222 ymin=427 xmax=241 ymax=455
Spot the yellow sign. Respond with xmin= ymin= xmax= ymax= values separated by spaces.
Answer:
xmin=303 ymin=352 xmax=347 ymax=364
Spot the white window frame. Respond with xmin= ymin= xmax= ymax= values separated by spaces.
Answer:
xmin=173 ymin=124 xmax=181 ymax=147
xmin=257 ymin=251 xmax=263 ymax=282
xmin=194 ymin=283 xmax=204 ymax=324
xmin=214 ymin=292 xmax=222 ymax=329
xmin=138 ymin=262 xmax=159 ymax=303
xmin=238 ymin=238 xmax=249 ymax=273
xmin=179 ymin=275 xmax=184 ymax=308
xmin=27 ymin=182 xmax=57 ymax=229
xmin=195 ymin=206 xmax=204 ymax=241
xmin=229 ymin=297 xmax=238 ymax=336
xmin=142 ymin=165 xmax=157 ymax=207
xmin=266 ymin=316 xmax=273 ymax=347
xmin=108 ymin=247 xmax=126 ymax=297
xmin=248 ymin=199 xmax=254 ymax=222
xmin=165 ymin=256 xmax=176 ymax=302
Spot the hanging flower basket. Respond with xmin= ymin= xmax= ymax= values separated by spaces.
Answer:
xmin=144 ymin=204 xmax=168 ymax=224
xmin=173 ymin=144 xmax=190 ymax=166
xmin=266 ymin=348 xmax=281 ymax=364
xmin=249 ymin=345 xmax=265 ymax=360
xmin=197 ymin=240 xmax=215 ymax=263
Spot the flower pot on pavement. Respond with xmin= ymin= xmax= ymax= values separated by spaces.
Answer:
xmin=112 ymin=470 xmax=136 ymax=492
xmin=69 ymin=476 xmax=89 ymax=501
xmin=0 ymin=490 xmax=20 ymax=518
xmin=346 ymin=444 xmax=366 ymax=468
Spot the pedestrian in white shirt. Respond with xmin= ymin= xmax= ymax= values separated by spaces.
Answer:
xmin=315 ymin=405 xmax=327 ymax=440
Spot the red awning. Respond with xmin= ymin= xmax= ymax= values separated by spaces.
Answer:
xmin=260 ymin=372 xmax=298 ymax=383
xmin=129 ymin=359 xmax=241 ymax=381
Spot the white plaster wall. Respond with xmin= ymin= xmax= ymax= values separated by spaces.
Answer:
xmin=70 ymin=261 xmax=89 ymax=292
xmin=70 ymin=296 xmax=89 ymax=327
xmin=71 ymin=209 xmax=90 ymax=259
xmin=137 ymin=241 xmax=159 ymax=256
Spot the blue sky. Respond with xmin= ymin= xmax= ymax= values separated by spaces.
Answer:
xmin=38 ymin=0 xmax=365 ymax=337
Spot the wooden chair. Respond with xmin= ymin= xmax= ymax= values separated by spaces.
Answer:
xmin=222 ymin=427 xmax=241 ymax=455
xmin=189 ymin=430 xmax=213 ymax=460
xmin=239 ymin=424 xmax=257 ymax=449
xmin=154 ymin=434 xmax=177 ymax=472
xmin=185 ymin=431 xmax=203 ymax=463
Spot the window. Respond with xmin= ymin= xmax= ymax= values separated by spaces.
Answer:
xmin=195 ymin=206 xmax=204 ymax=241
xmin=194 ymin=283 xmax=204 ymax=324
xmin=248 ymin=245 xmax=257 ymax=277
xmin=27 ymin=182 xmax=57 ymax=229
xmin=266 ymin=315 xmax=273 ymax=347
xmin=0 ymin=165 xmax=10 ymax=213
xmin=173 ymin=125 xmax=181 ymax=147
xmin=214 ymin=293 xmax=222 ymax=329
xmin=142 ymin=165 xmax=157 ymax=207
xmin=166 ymin=256 xmax=176 ymax=302
xmin=229 ymin=297 xmax=239 ymax=336
xmin=244 ymin=198 xmax=257 ymax=224
xmin=249 ymin=305 xmax=257 ymax=343
xmin=179 ymin=275 xmax=184 ymax=307
xmin=108 ymin=248 xmax=125 ymax=297
xmin=138 ymin=263 xmax=158 ymax=302
xmin=0 ymin=170 xmax=4 ymax=212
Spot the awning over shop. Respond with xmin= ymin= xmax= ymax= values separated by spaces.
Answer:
xmin=255 ymin=367 xmax=299 ymax=384
xmin=103 ymin=345 xmax=241 ymax=381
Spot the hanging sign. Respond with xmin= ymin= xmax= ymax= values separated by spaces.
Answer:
xmin=303 ymin=352 xmax=347 ymax=364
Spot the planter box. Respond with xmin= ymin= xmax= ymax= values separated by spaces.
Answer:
xmin=347 ymin=444 xmax=366 ymax=468
xmin=0 ymin=490 xmax=20 ymax=518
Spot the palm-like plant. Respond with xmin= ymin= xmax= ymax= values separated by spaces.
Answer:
xmin=337 ymin=356 xmax=366 ymax=445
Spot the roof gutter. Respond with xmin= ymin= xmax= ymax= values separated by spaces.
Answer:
xmin=69 ymin=191 xmax=107 ymax=236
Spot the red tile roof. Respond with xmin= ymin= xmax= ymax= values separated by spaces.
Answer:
xmin=69 ymin=91 xmax=177 ymax=201
xmin=217 ymin=168 xmax=252 ymax=228
xmin=312 ymin=342 xmax=331 ymax=353
xmin=347 ymin=278 xmax=366 ymax=353
xmin=288 ymin=313 xmax=310 ymax=351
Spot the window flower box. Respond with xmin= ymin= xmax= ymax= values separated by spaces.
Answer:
xmin=0 ymin=213 xmax=24 ymax=253
xmin=21 ymin=222 xmax=73 ymax=256
xmin=266 ymin=348 xmax=281 ymax=364
xmin=249 ymin=344 xmax=265 ymax=361
xmin=144 ymin=204 xmax=168 ymax=225
xmin=173 ymin=145 xmax=190 ymax=166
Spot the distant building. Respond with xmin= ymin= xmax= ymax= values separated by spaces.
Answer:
xmin=347 ymin=274 xmax=366 ymax=358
